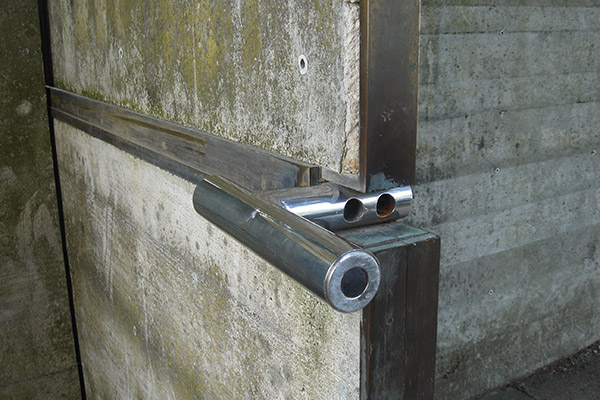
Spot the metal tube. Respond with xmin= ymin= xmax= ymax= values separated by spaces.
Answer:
xmin=192 ymin=176 xmax=381 ymax=313
xmin=273 ymin=184 xmax=413 ymax=231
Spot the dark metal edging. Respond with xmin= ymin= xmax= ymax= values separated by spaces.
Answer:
xmin=48 ymin=87 xmax=320 ymax=192
xmin=340 ymin=223 xmax=440 ymax=400
xmin=323 ymin=0 xmax=421 ymax=192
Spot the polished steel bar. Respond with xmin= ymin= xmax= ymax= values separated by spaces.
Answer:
xmin=272 ymin=184 xmax=412 ymax=231
xmin=193 ymin=176 xmax=381 ymax=312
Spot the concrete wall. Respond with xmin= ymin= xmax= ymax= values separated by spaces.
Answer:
xmin=49 ymin=1 xmax=363 ymax=398
xmin=0 ymin=1 xmax=80 ymax=398
xmin=48 ymin=0 xmax=361 ymax=174
xmin=55 ymin=121 xmax=362 ymax=399
xmin=407 ymin=2 xmax=600 ymax=398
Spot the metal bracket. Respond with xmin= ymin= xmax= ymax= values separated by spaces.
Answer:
xmin=193 ymin=176 xmax=382 ymax=312
xmin=192 ymin=174 xmax=414 ymax=312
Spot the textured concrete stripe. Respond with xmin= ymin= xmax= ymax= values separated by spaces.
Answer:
xmin=421 ymin=6 xmax=600 ymax=35
xmin=415 ymin=102 xmax=600 ymax=182
xmin=419 ymin=31 xmax=599 ymax=83
xmin=428 ymin=186 xmax=600 ymax=266
xmin=418 ymin=72 xmax=598 ymax=121
xmin=408 ymin=152 xmax=600 ymax=227
xmin=436 ymin=223 xmax=600 ymax=345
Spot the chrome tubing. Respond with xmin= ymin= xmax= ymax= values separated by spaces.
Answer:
xmin=276 ymin=184 xmax=413 ymax=231
xmin=192 ymin=176 xmax=381 ymax=313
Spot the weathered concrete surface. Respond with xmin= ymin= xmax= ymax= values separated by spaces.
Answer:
xmin=0 ymin=1 xmax=79 ymax=398
xmin=48 ymin=0 xmax=361 ymax=173
xmin=47 ymin=2 xmax=364 ymax=397
xmin=406 ymin=3 xmax=600 ymax=399
xmin=55 ymin=121 xmax=361 ymax=399
xmin=478 ymin=341 xmax=600 ymax=400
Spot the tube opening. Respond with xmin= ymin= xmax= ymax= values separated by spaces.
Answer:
xmin=340 ymin=267 xmax=369 ymax=298
xmin=376 ymin=193 xmax=396 ymax=217
xmin=344 ymin=198 xmax=364 ymax=223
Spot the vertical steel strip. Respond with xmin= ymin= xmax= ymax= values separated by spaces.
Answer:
xmin=360 ymin=0 xmax=421 ymax=191
xmin=341 ymin=223 xmax=440 ymax=399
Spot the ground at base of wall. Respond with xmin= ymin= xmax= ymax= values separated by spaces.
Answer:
xmin=477 ymin=341 xmax=600 ymax=400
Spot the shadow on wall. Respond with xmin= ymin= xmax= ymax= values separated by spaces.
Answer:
xmin=0 ymin=1 xmax=79 ymax=398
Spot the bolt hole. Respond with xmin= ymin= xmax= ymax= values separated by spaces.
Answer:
xmin=341 ymin=267 xmax=368 ymax=298
xmin=298 ymin=55 xmax=308 ymax=74
xmin=344 ymin=198 xmax=364 ymax=223
xmin=376 ymin=193 xmax=396 ymax=218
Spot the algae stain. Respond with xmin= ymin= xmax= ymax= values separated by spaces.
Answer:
xmin=73 ymin=0 xmax=90 ymax=50
xmin=241 ymin=0 xmax=262 ymax=70
xmin=93 ymin=0 xmax=108 ymax=48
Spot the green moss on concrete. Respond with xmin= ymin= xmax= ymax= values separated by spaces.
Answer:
xmin=50 ymin=0 xmax=351 ymax=171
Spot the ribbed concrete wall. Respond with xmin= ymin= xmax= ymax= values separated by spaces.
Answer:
xmin=0 ymin=1 xmax=79 ymax=398
xmin=407 ymin=3 xmax=600 ymax=398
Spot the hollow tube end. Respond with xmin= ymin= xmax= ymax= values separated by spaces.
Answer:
xmin=325 ymin=250 xmax=381 ymax=313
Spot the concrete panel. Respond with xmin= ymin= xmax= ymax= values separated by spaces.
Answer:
xmin=55 ymin=121 xmax=361 ymax=399
xmin=409 ymin=3 xmax=600 ymax=399
xmin=0 ymin=1 xmax=79 ymax=398
xmin=48 ymin=0 xmax=360 ymax=173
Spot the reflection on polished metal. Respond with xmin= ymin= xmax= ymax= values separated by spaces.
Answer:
xmin=193 ymin=176 xmax=381 ymax=313
xmin=274 ymin=184 xmax=413 ymax=231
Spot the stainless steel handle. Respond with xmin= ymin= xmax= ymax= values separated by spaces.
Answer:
xmin=192 ymin=176 xmax=381 ymax=312
xmin=274 ymin=184 xmax=412 ymax=231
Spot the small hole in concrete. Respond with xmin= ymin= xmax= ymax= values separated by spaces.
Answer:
xmin=341 ymin=267 xmax=368 ymax=298
xmin=298 ymin=55 xmax=308 ymax=74
xmin=344 ymin=198 xmax=364 ymax=223
xmin=376 ymin=193 xmax=396 ymax=217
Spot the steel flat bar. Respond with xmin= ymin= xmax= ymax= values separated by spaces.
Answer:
xmin=322 ymin=0 xmax=421 ymax=192
xmin=361 ymin=0 xmax=420 ymax=190
xmin=48 ymin=87 xmax=319 ymax=191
